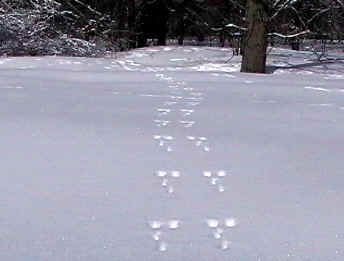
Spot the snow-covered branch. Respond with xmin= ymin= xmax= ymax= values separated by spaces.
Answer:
xmin=0 ymin=0 xmax=116 ymax=56
xmin=225 ymin=23 xmax=247 ymax=31
xmin=269 ymin=30 xmax=310 ymax=38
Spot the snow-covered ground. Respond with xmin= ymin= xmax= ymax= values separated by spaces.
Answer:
xmin=1 ymin=46 xmax=344 ymax=261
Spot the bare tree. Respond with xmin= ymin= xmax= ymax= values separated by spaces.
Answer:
xmin=241 ymin=0 xmax=269 ymax=73
xmin=240 ymin=0 xmax=340 ymax=73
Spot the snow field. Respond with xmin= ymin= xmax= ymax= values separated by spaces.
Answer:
xmin=147 ymin=71 xmax=236 ymax=253
xmin=1 ymin=46 xmax=344 ymax=260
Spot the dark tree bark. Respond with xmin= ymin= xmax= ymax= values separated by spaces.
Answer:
xmin=128 ymin=0 xmax=137 ymax=49
xmin=241 ymin=0 xmax=269 ymax=73
xmin=178 ymin=34 xmax=184 ymax=45
xmin=136 ymin=0 xmax=169 ymax=47
xmin=116 ymin=0 xmax=125 ymax=50
xmin=157 ymin=31 xmax=167 ymax=46
xmin=177 ymin=20 xmax=185 ymax=45
xmin=220 ymin=29 xmax=225 ymax=47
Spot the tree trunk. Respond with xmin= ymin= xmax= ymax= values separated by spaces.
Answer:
xmin=137 ymin=34 xmax=147 ymax=48
xmin=241 ymin=0 xmax=268 ymax=73
xmin=128 ymin=0 xmax=136 ymax=49
xmin=220 ymin=29 xmax=225 ymax=47
xmin=177 ymin=20 xmax=185 ymax=45
xmin=157 ymin=32 xmax=167 ymax=46
xmin=178 ymin=36 xmax=184 ymax=45
xmin=116 ymin=0 xmax=125 ymax=50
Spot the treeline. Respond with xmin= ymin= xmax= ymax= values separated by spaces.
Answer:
xmin=0 ymin=0 xmax=343 ymax=62
xmin=0 ymin=0 xmax=240 ymax=56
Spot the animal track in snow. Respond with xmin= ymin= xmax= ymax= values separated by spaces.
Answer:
xmin=187 ymin=136 xmax=210 ymax=152
xmin=170 ymin=95 xmax=184 ymax=101
xmin=158 ymin=241 xmax=168 ymax=252
xmin=206 ymin=217 xmax=237 ymax=229
xmin=180 ymin=109 xmax=194 ymax=117
xmin=175 ymin=81 xmax=186 ymax=86
xmin=184 ymin=96 xmax=203 ymax=101
xmin=149 ymin=219 xmax=181 ymax=231
xmin=220 ymin=239 xmax=231 ymax=250
xmin=154 ymin=120 xmax=170 ymax=127
xmin=153 ymin=135 xmax=174 ymax=141
xmin=168 ymin=84 xmax=180 ymax=89
xmin=155 ymin=170 xmax=181 ymax=194
xmin=155 ymin=74 xmax=173 ymax=82
xmin=179 ymin=120 xmax=195 ymax=128
xmin=153 ymin=135 xmax=174 ymax=152
xmin=184 ymin=101 xmax=200 ymax=107
xmin=149 ymin=220 xmax=164 ymax=230
xmin=203 ymin=170 xmax=228 ymax=192
xmin=149 ymin=73 xmax=236 ymax=252
xmin=205 ymin=217 xmax=238 ymax=250
xmin=157 ymin=108 xmax=171 ymax=116
xmin=148 ymin=219 xmax=181 ymax=252
xmin=163 ymin=101 xmax=178 ymax=106
xmin=187 ymin=136 xmax=207 ymax=141
xmin=224 ymin=217 xmax=237 ymax=228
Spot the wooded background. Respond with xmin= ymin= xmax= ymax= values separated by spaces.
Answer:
xmin=1 ymin=0 xmax=343 ymax=72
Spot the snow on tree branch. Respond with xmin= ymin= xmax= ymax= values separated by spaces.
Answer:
xmin=269 ymin=30 xmax=310 ymax=38
xmin=0 ymin=0 xmax=119 ymax=57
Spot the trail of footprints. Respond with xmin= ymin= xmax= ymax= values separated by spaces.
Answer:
xmin=155 ymin=170 xmax=181 ymax=194
xmin=148 ymin=73 xmax=237 ymax=252
xmin=153 ymin=135 xmax=174 ymax=152
xmin=148 ymin=219 xmax=181 ymax=252
xmin=203 ymin=170 xmax=227 ymax=192
xmin=205 ymin=217 xmax=238 ymax=250
xmin=187 ymin=135 xmax=211 ymax=152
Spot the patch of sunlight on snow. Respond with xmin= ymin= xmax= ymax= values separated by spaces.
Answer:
xmin=0 ymin=86 xmax=24 ymax=89
xmin=170 ymin=58 xmax=187 ymax=62
xmin=324 ymin=74 xmax=344 ymax=80
xmin=192 ymin=63 xmax=238 ymax=72
xmin=296 ymin=71 xmax=313 ymax=75
xmin=304 ymin=86 xmax=330 ymax=92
